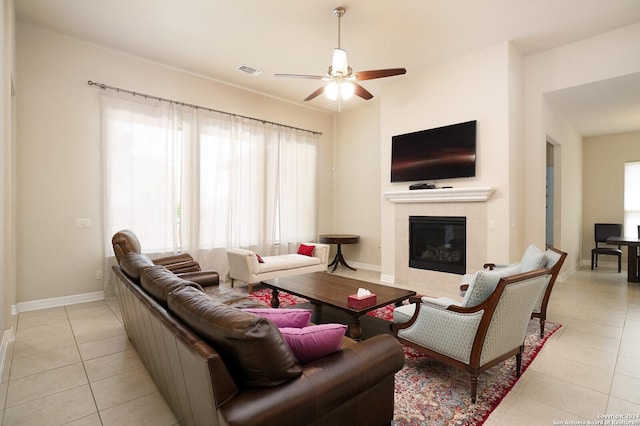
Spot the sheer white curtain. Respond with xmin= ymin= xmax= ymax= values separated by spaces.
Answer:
xmin=101 ymin=91 xmax=319 ymax=284
xmin=101 ymin=92 xmax=183 ymax=255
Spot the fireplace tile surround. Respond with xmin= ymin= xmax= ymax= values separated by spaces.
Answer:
xmin=384 ymin=187 xmax=494 ymax=299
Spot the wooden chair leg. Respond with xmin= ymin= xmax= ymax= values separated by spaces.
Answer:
xmin=470 ymin=373 xmax=478 ymax=403
xmin=516 ymin=346 xmax=524 ymax=376
xmin=591 ymin=253 xmax=595 ymax=270
xmin=539 ymin=319 xmax=545 ymax=339
xmin=618 ymin=255 xmax=621 ymax=273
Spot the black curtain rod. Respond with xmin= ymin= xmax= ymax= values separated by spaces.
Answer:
xmin=87 ymin=80 xmax=322 ymax=136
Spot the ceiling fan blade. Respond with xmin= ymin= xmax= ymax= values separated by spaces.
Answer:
xmin=352 ymin=82 xmax=374 ymax=100
xmin=274 ymin=73 xmax=326 ymax=80
xmin=353 ymin=68 xmax=407 ymax=81
xmin=304 ymin=85 xmax=328 ymax=101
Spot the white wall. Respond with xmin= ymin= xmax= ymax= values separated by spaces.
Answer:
xmin=507 ymin=43 xmax=525 ymax=261
xmin=524 ymin=22 xmax=640 ymax=272
xmin=15 ymin=23 xmax=335 ymax=304
xmin=333 ymin=100 xmax=382 ymax=269
xmin=1 ymin=0 xmax=16 ymax=340
xmin=378 ymin=42 xmax=515 ymax=281
xmin=542 ymin=99 xmax=583 ymax=273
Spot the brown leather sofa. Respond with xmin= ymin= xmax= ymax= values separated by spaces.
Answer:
xmin=112 ymin=233 xmax=405 ymax=426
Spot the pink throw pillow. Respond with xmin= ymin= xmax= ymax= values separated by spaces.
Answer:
xmin=279 ymin=324 xmax=347 ymax=363
xmin=242 ymin=308 xmax=312 ymax=328
xmin=255 ymin=253 xmax=264 ymax=263
xmin=297 ymin=244 xmax=315 ymax=257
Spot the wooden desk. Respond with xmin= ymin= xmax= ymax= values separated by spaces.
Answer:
xmin=606 ymin=236 xmax=640 ymax=282
xmin=319 ymin=234 xmax=360 ymax=272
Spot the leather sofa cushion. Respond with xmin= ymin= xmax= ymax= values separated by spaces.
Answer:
xmin=119 ymin=252 xmax=155 ymax=282
xmin=202 ymin=286 xmax=265 ymax=308
xmin=141 ymin=265 xmax=204 ymax=305
xmin=168 ymin=285 xmax=302 ymax=388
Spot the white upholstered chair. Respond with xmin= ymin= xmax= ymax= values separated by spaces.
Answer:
xmin=391 ymin=269 xmax=551 ymax=403
xmin=457 ymin=245 xmax=567 ymax=338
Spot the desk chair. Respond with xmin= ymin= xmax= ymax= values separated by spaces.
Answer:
xmin=591 ymin=223 xmax=622 ymax=272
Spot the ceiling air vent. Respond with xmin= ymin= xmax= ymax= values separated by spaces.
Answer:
xmin=237 ymin=65 xmax=263 ymax=76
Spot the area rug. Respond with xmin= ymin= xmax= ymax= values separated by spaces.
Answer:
xmin=248 ymin=288 xmax=560 ymax=426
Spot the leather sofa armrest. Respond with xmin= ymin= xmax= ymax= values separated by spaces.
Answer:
xmin=219 ymin=334 xmax=404 ymax=425
xmin=153 ymin=253 xmax=195 ymax=265
xmin=152 ymin=254 xmax=201 ymax=273
xmin=176 ymin=270 xmax=220 ymax=287
xmin=162 ymin=260 xmax=201 ymax=273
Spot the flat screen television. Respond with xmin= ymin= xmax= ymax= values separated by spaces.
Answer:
xmin=390 ymin=120 xmax=477 ymax=183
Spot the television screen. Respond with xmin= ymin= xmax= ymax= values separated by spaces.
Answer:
xmin=391 ymin=120 xmax=476 ymax=182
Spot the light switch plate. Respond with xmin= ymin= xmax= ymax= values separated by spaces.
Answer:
xmin=75 ymin=218 xmax=92 ymax=228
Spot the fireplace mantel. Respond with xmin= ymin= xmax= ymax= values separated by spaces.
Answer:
xmin=383 ymin=186 xmax=495 ymax=203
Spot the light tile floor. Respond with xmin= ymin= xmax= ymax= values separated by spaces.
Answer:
xmin=0 ymin=266 xmax=638 ymax=425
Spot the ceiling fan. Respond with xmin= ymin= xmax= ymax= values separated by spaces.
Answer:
xmin=275 ymin=6 xmax=406 ymax=102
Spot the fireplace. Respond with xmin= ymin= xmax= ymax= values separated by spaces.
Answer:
xmin=409 ymin=216 xmax=466 ymax=274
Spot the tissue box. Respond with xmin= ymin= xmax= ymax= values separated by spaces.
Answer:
xmin=347 ymin=293 xmax=377 ymax=309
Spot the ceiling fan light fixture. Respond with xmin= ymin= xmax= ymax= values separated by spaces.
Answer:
xmin=325 ymin=81 xmax=339 ymax=100
xmin=341 ymin=81 xmax=355 ymax=100
xmin=331 ymin=48 xmax=349 ymax=76
xmin=324 ymin=81 xmax=355 ymax=101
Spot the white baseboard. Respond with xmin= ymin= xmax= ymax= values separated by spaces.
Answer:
xmin=347 ymin=261 xmax=381 ymax=272
xmin=0 ymin=327 xmax=15 ymax=383
xmin=12 ymin=291 xmax=105 ymax=315
xmin=379 ymin=273 xmax=395 ymax=284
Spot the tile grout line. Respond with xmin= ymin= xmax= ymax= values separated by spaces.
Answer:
xmin=65 ymin=303 xmax=106 ymax=425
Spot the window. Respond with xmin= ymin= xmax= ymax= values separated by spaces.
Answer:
xmin=624 ymin=161 xmax=640 ymax=238
xmin=101 ymin=92 xmax=319 ymax=262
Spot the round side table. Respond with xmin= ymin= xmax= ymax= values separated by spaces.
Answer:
xmin=319 ymin=234 xmax=360 ymax=272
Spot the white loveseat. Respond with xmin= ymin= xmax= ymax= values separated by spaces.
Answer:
xmin=227 ymin=243 xmax=330 ymax=292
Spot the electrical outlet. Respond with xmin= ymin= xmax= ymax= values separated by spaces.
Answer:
xmin=95 ymin=270 xmax=103 ymax=280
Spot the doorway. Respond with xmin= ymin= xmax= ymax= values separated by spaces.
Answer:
xmin=546 ymin=139 xmax=561 ymax=247
xmin=546 ymin=142 xmax=554 ymax=246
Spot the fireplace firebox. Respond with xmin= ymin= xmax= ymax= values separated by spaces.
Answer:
xmin=409 ymin=216 xmax=466 ymax=274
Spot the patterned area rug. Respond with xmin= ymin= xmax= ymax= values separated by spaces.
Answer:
xmin=248 ymin=288 xmax=560 ymax=426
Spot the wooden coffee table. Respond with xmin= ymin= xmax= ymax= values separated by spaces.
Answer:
xmin=261 ymin=272 xmax=416 ymax=340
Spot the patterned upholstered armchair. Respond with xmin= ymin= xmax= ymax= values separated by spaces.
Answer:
xmin=459 ymin=245 xmax=567 ymax=337
xmin=391 ymin=269 xmax=551 ymax=403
